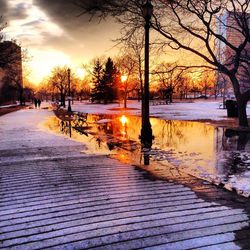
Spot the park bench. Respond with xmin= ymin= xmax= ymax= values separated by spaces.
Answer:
xmin=219 ymin=102 xmax=226 ymax=109
xmin=150 ymin=99 xmax=169 ymax=106
xmin=72 ymin=112 xmax=88 ymax=127
xmin=54 ymin=108 xmax=73 ymax=121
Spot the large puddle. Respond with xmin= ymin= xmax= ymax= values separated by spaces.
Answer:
xmin=44 ymin=112 xmax=250 ymax=197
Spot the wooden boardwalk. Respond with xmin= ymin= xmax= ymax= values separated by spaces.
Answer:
xmin=0 ymin=109 xmax=250 ymax=250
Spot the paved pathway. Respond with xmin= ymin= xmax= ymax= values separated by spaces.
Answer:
xmin=0 ymin=108 xmax=250 ymax=250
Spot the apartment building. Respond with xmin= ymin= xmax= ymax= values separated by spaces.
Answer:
xmin=0 ymin=41 xmax=23 ymax=104
xmin=217 ymin=11 xmax=250 ymax=99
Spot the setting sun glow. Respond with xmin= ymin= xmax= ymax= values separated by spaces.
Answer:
xmin=27 ymin=49 xmax=71 ymax=85
xmin=76 ymin=68 xmax=86 ymax=79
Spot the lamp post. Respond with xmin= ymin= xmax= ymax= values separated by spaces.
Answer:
xmin=67 ymin=68 xmax=72 ymax=112
xmin=121 ymin=75 xmax=128 ymax=108
xmin=141 ymin=0 xmax=153 ymax=147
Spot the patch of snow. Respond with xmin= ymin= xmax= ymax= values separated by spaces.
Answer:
xmin=71 ymin=99 xmax=249 ymax=122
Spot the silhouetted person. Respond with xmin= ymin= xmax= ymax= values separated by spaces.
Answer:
xmin=37 ymin=99 xmax=41 ymax=108
xmin=34 ymin=98 xmax=38 ymax=109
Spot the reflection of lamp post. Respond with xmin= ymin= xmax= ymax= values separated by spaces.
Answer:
xmin=120 ymin=115 xmax=128 ymax=138
xmin=141 ymin=0 xmax=153 ymax=146
xmin=67 ymin=68 xmax=72 ymax=112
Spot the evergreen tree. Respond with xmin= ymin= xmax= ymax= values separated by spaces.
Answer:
xmin=91 ymin=59 xmax=103 ymax=103
xmin=102 ymin=57 xmax=117 ymax=103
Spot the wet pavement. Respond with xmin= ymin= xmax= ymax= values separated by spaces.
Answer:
xmin=44 ymin=111 xmax=250 ymax=198
xmin=0 ymin=108 xmax=250 ymax=249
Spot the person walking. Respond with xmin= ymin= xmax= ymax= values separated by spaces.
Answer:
xmin=37 ymin=99 xmax=41 ymax=108
xmin=34 ymin=98 xmax=38 ymax=109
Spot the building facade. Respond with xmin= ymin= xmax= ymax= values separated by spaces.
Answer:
xmin=0 ymin=41 xmax=23 ymax=104
xmin=217 ymin=11 xmax=250 ymax=99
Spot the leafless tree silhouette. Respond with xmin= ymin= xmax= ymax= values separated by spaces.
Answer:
xmin=74 ymin=0 xmax=250 ymax=127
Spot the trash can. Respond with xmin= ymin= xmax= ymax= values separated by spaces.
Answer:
xmin=225 ymin=100 xmax=238 ymax=117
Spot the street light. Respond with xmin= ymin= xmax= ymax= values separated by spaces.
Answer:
xmin=141 ymin=0 xmax=153 ymax=147
xmin=67 ymin=68 xmax=72 ymax=112
xmin=121 ymin=75 xmax=128 ymax=83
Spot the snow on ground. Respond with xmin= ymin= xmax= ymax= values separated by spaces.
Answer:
xmin=0 ymin=107 xmax=87 ymax=163
xmin=0 ymin=103 xmax=19 ymax=108
xmin=150 ymin=100 xmax=229 ymax=121
xmin=71 ymin=99 xmax=250 ymax=122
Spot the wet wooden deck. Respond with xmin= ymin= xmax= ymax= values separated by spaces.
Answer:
xmin=0 ymin=152 xmax=250 ymax=250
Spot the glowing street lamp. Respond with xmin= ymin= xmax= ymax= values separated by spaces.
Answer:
xmin=141 ymin=0 xmax=153 ymax=147
xmin=121 ymin=75 xmax=128 ymax=83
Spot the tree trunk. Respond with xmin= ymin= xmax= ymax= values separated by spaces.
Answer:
xmin=214 ymin=83 xmax=217 ymax=100
xmin=61 ymin=93 xmax=65 ymax=107
xmin=237 ymin=99 xmax=248 ymax=127
xmin=237 ymin=132 xmax=249 ymax=150
xmin=19 ymin=87 xmax=24 ymax=106
xmin=170 ymin=93 xmax=173 ymax=103
xmin=229 ymin=75 xmax=249 ymax=127
xmin=124 ymin=92 xmax=127 ymax=109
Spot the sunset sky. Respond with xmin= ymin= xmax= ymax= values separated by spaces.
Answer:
xmin=1 ymin=0 xmax=209 ymax=86
xmin=1 ymin=0 xmax=121 ymax=84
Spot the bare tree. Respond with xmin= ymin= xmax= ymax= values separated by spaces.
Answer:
xmin=2 ymin=63 xmax=23 ymax=105
xmin=74 ymin=0 xmax=250 ymax=127
xmin=75 ymin=76 xmax=92 ymax=101
xmin=121 ymin=31 xmax=145 ymax=100
xmin=151 ymin=0 xmax=250 ymax=126
xmin=49 ymin=66 xmax=70 ymax=107
xmin=152 ymin=62 xmax=188 ymax=102
xmin=116 ymin=54 xmax=140 ymax=108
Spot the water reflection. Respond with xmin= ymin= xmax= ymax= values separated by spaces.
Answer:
xmin=223 ymin=129 xmax=250 ymax=151
xmin=219 ymin=129 xmax=250 ymax=185
xmin=44 ymin=112 xmax=250 ymax=196
xmin=60 ymin=120 xmax=72 ymax=137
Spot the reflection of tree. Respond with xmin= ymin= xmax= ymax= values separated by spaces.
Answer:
xmin=202 ymin=124 xmax=212 ymax=137
xmin=221 ymin=151 xmax=249 ymax=181
xmin=160 ymin=120 xmax=185 ymax=148
xmin=220 ymin=129 xmax=250 ymax=181
xmin=237 ymin=132 xmax=250 ymax=151
xmin=223 ymin=129 xmax=250 ymax=151
xmin=72 ymin=113 xmax=88 ymax=128
xmin=60 ymin=121 xmax=72 ymax=138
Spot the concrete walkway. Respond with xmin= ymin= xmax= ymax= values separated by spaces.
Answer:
xmin=0 ymin=108 xmax=250 ymax=250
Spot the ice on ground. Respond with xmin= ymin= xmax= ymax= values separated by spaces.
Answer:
xmin=71 ymin=99 xmax=250 ymax=121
